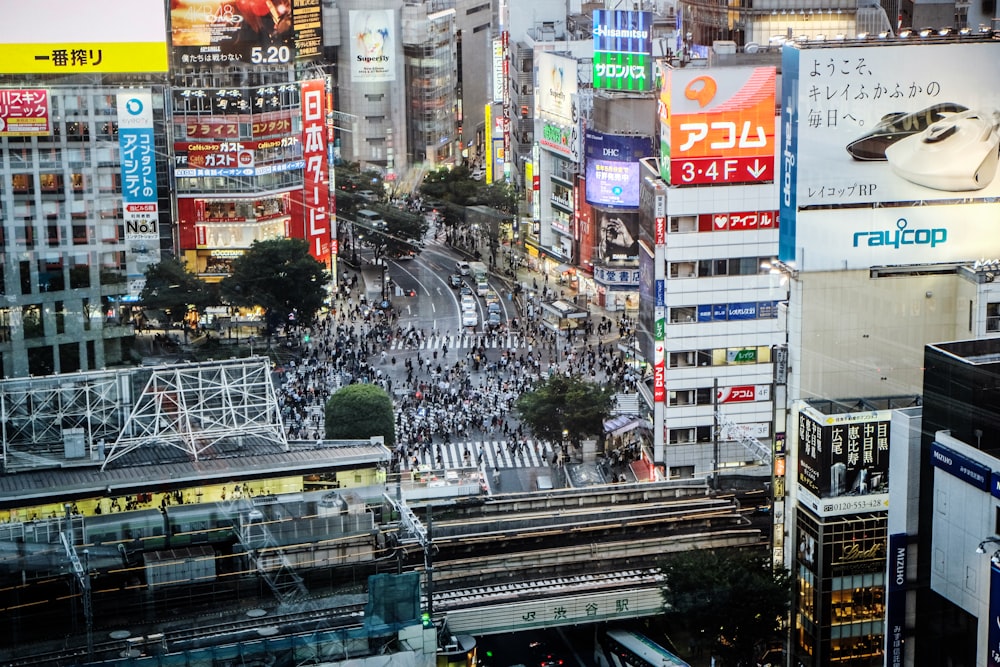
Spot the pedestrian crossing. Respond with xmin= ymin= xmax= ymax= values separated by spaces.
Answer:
xmin=387 ymin=333 xmax=524 ymax=352
xmin=399 ymin=439 xmax=556 ymax=470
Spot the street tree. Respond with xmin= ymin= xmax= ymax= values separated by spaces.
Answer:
xmin=220 ymin=238 xmax=329 ymax=333
xmin=324 ymin=384 xmax=396 ymax=447
xmin=355 ymin=205 xmax=428 ymax=263
xmin=659 ymin=548 xmax=791 ymax=665
xmin=514 ymin=374 xmax=614 ymax=447
xmin=140 ymin=257 xmax=213 ymax=328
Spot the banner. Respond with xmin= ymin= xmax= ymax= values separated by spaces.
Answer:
xmin=0 ymin=89 xmax=50 ymax=136
xmin=301 ymin=79 xmax=330 ymax=264
xmin=349 ymin=10 xmax=396 ymax=82
xmin=117 ymin=92 xmax=159 ymax=241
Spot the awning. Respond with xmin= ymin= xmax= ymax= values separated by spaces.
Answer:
xmin=554 ymin=263 xmax=575 ymax=274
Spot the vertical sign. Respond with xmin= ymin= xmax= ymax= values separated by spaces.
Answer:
xmin=492 ymin=38 xmax=504 ymax=104
xmin=117 ymin=91 xmax=159 ymax=240
xmin=484 ymin=103 xmax=493 ymax=184
xmin=301 ymin=79 xmax=329 ymax=264
xmin=990 ymin=563 xmax=1000 ymax=667
xmin=886 ymin=533 xmax=907 ymax=667
xmin=653 ymin=306 xmax=665 ymax=402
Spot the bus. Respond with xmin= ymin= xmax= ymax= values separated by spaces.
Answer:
xmin=599 ymin=630 xmax=690 ymax=667
xmin=469 ymin=261 xmax=489 ymax=295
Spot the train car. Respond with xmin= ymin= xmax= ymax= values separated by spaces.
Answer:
xmin=82 ymin=508 xmax=168 ymax=552
xmin=165 ymin=500 xmax=248 ymax=547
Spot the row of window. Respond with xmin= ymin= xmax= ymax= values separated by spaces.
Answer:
xmin=669 ymin=256 xmax=772 ymax=278
xmin=670 ymin=346 xmax=772 ymax=368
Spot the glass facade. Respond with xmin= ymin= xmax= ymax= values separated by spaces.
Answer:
xmin=403 ymin=10 xmax=459 ymax=166
xmin=0 ymin=85 xmax=169 ymax=377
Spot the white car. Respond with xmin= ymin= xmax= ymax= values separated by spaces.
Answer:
xmin=462 ymin=310 xmax=478 ymax=327
xmin=461 ymin=294 xmax=476 ymax=311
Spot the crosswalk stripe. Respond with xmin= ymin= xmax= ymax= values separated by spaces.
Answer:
xmin=387 ymin=334 xmax=522 ymax=352
xmin=399 ymin=439 xmax=554 ymax=470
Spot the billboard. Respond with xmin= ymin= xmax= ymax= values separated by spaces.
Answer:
xmin=539 ymin=121 xmax=579 ymax=161
xmin=585 ymin=131 xmax=652 ymax=209
xmin=0 ymin=0 xmax=168 ymax=74
xmin=536 ymin=52 xmax=577 ymax=123
xmin=349 ymin=10 xmax=396 ymax=82
xmin=661 ymin=67 xmax=776 ymax=186
xmin=301 ymin=79 xmax=330 ymax=265
xmin=592 ymin=10 xmax=652 ymax=91
xmin=796 ymin=403 xmax=890 ymax=501
xmin=789 ymin=202 xmax=1000 ymax=271
xmin=595 ymin=211 xmax=640 ymax=262
xmin=0 ymin=90 xmax=50 ymax=137
xmin=780 ymin=42 xmax=1000 ymax=264
xmin=698 ymin=209 xmax=777 ymax=232
xmin=117 ymin=92 xmax=159 ymax=241
xmin=492 ymin=38 xmax=505 ymax=104
xmin=171 ymin=0 xmax=321 ymax=66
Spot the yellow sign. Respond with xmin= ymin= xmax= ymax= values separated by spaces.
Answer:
xmin=484 ymin=103 xmax=493 ymax=184
xmin=0 ymin=43 xmax=169 ymax=74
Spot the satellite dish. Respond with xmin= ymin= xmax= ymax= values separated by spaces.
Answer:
xmin=745 ymin=42 xmax=761 ymax=53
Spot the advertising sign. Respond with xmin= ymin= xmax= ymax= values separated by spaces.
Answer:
xmin=171 ymin=0 xmax=321 ymax=66
xmin=717 ymin=385 xmax=771 ymax=403
xmin=594 ymin=211 xmax=640 ymax=262
xmin=780 ymin=41 xmax=1000 ymax=264
xmin=592 ymin=10 xmax=652 ymax=91
xmin=539 ymin=121 xmax=578 ymax=160
xmin=301 ymin=79 xmax=329 ymax=265
xmin=698 ymin=210 xmax=778 ymax=232
xmin=0 ymin=90 xmax=50 ymax=137
xmin=885 ymin=533 xmax=907 ymax=666
xmin=796 ymin=403 xmax=891 ymax=500
xmin=536 ymin=52 xmax=577 ymax=123
xmin=0 ymin=0 xmax=168 ymax=74
xmin=662 ymin=67 xmax=776 ymax=186
xmin=176 ymin=141 xmax=256 ymax=176
xmin=585 ymin=131 xmax=652 ymax=209
xmin=117 ymin=92 xmax=159 ymax=241
xmin=492 ymin=38 xmax=505 ymax=104
xmin=930 ymin=441 xmax=991 ymax=492
xmin=349 ymin=10 xmax=396 ymax=82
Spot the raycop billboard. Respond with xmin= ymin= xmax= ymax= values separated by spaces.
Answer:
xmin=796 ymin=402 xmax=891 ymax=516
xmin=780 ymin=41 xmax=1000 ymax=269
xmin=592 ymin=10 xmax=652 ymax=92
xmin=585 ymin=131 xmax=653 ymax=209
xmin=660 ymin=67 xmax=776 ymax=186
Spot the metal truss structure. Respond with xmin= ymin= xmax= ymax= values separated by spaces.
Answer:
xmin=0 ymin=358 xmax=286 ymax=472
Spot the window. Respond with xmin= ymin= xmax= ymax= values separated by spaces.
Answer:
xmin=669 ymin=215 xmax=697 ymax=233
xmin=669 ymin=465 xmax=695 ymax=479
xmin=668 ymin=426 xmax=712 ymax=444
xmin=670 ymin=306 xmax=697 ymax=323
xmin=669 ymin=261 xmax=696 ymax=278
xmin=988 ymin=302 xmax=1000 ymax=332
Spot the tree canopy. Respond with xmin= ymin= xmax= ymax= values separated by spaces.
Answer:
xmin=356 ymin=205 xmax=428 ymax=262
xmin=514 ymin=374 xmax=614 ymax=446
xmin=140 ymin=257 xmax=213 ymax=326
xmin=659 ymin=548 xmax=791 ymax=665
xmin=220 ymin=238 xmax=329 ymax=332
xmin=324 ymin=384 xmax=396 ymax=447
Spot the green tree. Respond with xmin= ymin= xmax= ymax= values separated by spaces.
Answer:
xmin=140 ymin=257 xmax=213 ymax=328
xmin=355 ymin=205 xmax=429 ymax=263
xmin=514 ymin=374 xmax=613 ymax=447
xmin=659 ymin=548 xmax=791 ymax=666
xmin=220 ymin=238 xmax=329 ymax=333
xmin=324 ymin=384 xmax=396 ymax=447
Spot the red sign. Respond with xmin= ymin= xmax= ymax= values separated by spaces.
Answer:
xmin=654 ymin=217 xmax=666 ymax=245
xmin=717 ymin=384 xmax=771 ymax=403
xmin=653 ymin=365 xmax=665 ymax=402
xmin=0 ymin=89 xmax=50 ymax=136
xmin=301 ymin=79 xmax=329 ymax=265
xmin=698 ymin=210 xmax=778 ymax=232
xmin=666 ymin=67 xmax=776 ymax=186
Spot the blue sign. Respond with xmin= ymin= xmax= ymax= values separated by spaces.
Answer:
xmin=758 ymin=300 xmax=780 ymax=318
xmin=778 ymin=46 xmax=799 ymax=263
xmin=697 ymin=304 xmax=712 ymax=322
xmin=727 ymin=302 xmax=758 ymax=320
xmin=930 ymin=441 xmax=991 ymax=492
xmin=655 ymin=279 xmax=664 ymax=307
xmin=993 ymin=471 xmax=1000 ymax=499
xmin=592 ymin=10 xmax=653 ymax=55
xmin=712 ymin=303 xmax=728 ymax=320
xmin=119 ymin=128 xmax=157 ymax=204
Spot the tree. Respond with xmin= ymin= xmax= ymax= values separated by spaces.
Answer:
xmin=355 ymin=205 xmax=428 ymax=263
xmin=220 ymin=238 xmax=329 ymax=333
xmin=514 ymin=374 xmax=614 ymax=447
xmin=140 ymin=257 xmax=213 ymax=328
xmin=659 ymin=548 xmax=791 ymax=666
xmin=324 ymin=384 xmax=395 ymax=447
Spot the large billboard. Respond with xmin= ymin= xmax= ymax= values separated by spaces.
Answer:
xmin=661 ymin=67 xmax=776 ymax=186
xmin=117 ymin=92 xmax=159 ymax=241
xmin=796 ymin=403 xmax=890 ymax=506
xmin=780 ymin=42 xmax=1000 ymax=265
xmin=348 ymin=10 xmax=396 ymax=83
xmin=171 ymin=0 xmax=321 ymax=66
xmin=0 ymin=0 xmax=168 ymax=74
xmin=0 ymin=90 xmax=51 ymax=137
xmin=301 ymin=79 xmax=330 ymax=265
xmin=536 ymin=52 xmax=578 ymax=123
xmin=592 ymin=10 xmax=652 ymax=91
xmin=595 ymin=211 xmax=640 ymax=262
xmin=585 ymin=131 xmax=652 ymax=209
